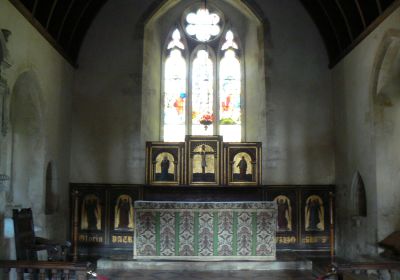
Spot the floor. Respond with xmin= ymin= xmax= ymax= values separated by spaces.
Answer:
xmin=94 ymin=252 xmax=331 ymax=279
xmin=96 ymin=269 xmax=315 ymax=280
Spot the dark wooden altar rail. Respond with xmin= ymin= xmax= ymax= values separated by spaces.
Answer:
xmin=325 ymin=261 xmax=400 ymax=280
xmin=0 ymin=260 xmax=89 ymax=280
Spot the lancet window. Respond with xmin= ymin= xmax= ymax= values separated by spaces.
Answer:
xmin=162 ymin=4 xmax=242 ymax=142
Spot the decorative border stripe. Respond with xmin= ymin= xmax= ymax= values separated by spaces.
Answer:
xmin=135 ymin=201 xmax=277 ymax=210
xmin=156 ymin=212 xmax=161 ymax=255
xmin=251 ymin=212 xmax=257 ymax=256
xmin=136 ymin=255 xmax=276 ymax=261
xmin=175 ymin=212 xmax=180 ymax=256
xmin=232 ymin=211 xmax=238 ymax=256
xmin=213 ymin=212 xmax=218 ymax=256
xmin=194 ymin=212 xmax=199 ymax=255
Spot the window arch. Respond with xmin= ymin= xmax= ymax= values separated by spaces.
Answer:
xmin=162 ymin=4 xmax=243 ymax=142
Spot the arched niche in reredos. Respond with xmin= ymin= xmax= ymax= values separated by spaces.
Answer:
xmin=10 ymin=71 xmax=45 ymax=206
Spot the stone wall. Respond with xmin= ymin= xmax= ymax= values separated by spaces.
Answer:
xmin=332 ymin=6 xmax=400 ymax=258
xmin=70 ymin=0 xmax=334 ymax=185
xmin=0 ymin=0 xmax=74 ymax=261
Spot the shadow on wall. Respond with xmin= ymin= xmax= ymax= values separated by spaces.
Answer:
xmin=45 ymin=161 xmax=58 ymax=215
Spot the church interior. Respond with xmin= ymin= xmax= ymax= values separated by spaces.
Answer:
xmin=1 ymin=0 xmax=400 ymax=279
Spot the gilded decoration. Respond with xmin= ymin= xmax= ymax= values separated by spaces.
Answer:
xmin=146 ymin=136 xmax=261 ymax=186
xmin=186 ymin=135 xmax=222 ymax=186
xmin=146 ymin=142 xmax=184 ymax=185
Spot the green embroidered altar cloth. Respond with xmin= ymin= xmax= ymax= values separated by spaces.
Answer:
xmin=134 ymin=201 xmax=277 ymax=260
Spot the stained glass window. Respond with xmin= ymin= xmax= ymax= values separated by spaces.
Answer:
xmin=163 ymin=29 xmax=187 ymax=142
xmin=162 ymin=7 xmax=243 ymax=142
xmin=192 ymin=49 xmax=214 ymax=136
xmin=219 ymin=31 xmax=241 ymax=142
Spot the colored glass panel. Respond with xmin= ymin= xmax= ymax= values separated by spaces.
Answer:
xmin=192 ymin=49 xmax=214 ymax=135
xmin=164 ymin=43 xmax=187 ymax=141
xmin=219 ymin=47 xmax=241 ymax=142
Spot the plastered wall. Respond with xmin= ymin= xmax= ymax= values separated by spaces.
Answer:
xmin=332 ymin=6 xmax=400 ymax=258
xmin=70 ymin=0 xmax=334 ymax=186
xmin=0 ymin=0 xmax=74 ymax=260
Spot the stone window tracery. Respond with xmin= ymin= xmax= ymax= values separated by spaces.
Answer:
xmin=162 ymin=5 xmax=242 ymax=142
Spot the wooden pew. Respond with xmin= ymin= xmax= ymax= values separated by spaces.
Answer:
xmin=0 ymin=260 xmax=89 ymax=280
xmin=327 ymin=261 xmax=400 ymax=280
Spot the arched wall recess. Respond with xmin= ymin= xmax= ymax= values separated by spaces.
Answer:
xmin=350 ymin=171 xmax=367 ymax=218
xmin=10 ymin=71 xmax=45 ymax=206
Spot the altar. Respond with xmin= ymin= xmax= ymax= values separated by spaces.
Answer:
xmin=134 ymin=201 xmax=277 ymax=260
xmin=70 ymin=135 xmax=334 ymax=259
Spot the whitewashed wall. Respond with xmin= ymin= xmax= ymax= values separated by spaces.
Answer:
xmin=0 ymin=0 xmax=74 ymax=261
xmin=332 ymin=6 xmax=400 ymax=258
xmin=71 ymin=0 xmax=334 ymax=185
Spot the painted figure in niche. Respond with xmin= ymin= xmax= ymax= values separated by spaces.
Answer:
xmin=81 ymin=194 xmax=101 ymax=230
xmin=114 ymin=194 xmax=134 ymax=231
xmin=237 ymin=156 xmax=247 ymax=179
xmin=274 ymin=195 xmax=292 ymax=231
xmin=305 ymin=195 xmax=325 ymax=231
xmin=160 ymin=156 xmax=170 ymax=180
xmin=154 ymin=152 xmax=175 ymax=181
xmin=232 ymin=152 xmax=252 ymax=181
xmin=192 ymin=144 xmax=215 ymax=182
xmin=201 ymin=145 xmax=207 ymax=175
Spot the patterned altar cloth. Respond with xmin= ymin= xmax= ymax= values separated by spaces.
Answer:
xmin=134 ymin=201 xmax=277 ymax=260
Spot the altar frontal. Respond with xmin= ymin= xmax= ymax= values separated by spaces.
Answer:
xmin=134 ymin=201 xmax=277 ymax=260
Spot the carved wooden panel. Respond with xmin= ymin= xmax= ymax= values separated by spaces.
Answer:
xmin=71 ymin=184 xmax=334 ymax=258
